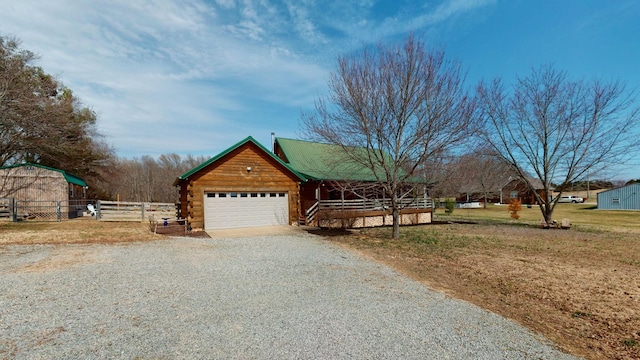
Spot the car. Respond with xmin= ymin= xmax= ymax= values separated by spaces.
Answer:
xmin=557 ymin=195 xmax=584 ymax=203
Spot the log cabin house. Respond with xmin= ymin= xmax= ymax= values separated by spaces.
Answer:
xmin=175 ymin=137 xmax=432 ymax=231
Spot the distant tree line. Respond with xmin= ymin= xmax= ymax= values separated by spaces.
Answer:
xmin=96 ymin=154 xmax=207 ymax=203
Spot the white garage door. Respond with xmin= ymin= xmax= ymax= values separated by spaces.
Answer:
xmin=204 ymin=192 xmax=289 ymax=230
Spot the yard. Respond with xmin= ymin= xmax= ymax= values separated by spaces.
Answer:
xmin=326 ymin=203 xmax=640 ymax=360
xmin=1 ymin=203 xmax=638 ymax=359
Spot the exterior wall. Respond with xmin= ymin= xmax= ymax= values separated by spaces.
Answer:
xmin=68 ymin=183 xmax=87 ymax=202
xmin=0 ymin=167 xmax=68 ymax=202
xmin=500 ymin=180 xmax=549 ymax=205
xmin=597 ymin=184 xmax=640 ymax=210
xmin=299 ymin=181 xmax=320 ymax=213
xmin=180 ymin=143 xmax=302 ymax=230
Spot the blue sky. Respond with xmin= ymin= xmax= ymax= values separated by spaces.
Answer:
xmin=1 ymin=0 xmax=639 ymax=179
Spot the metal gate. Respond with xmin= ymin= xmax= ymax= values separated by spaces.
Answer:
xmin=14 ymin=200 xmax=66 ymax=221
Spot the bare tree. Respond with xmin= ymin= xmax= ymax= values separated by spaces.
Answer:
xmin=416 ymin=152 xmax=461 ymax=206
xmin=303 ymin=34 xmax=478 ymax=238
xmin=478 ymin=65 xmax=640 ymax=225
xmin=98 ymin=154 xmax=208 ymax=203
xmin=455 ymin=148 xmax=512 ymax=207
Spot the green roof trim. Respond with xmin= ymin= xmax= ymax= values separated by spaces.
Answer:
xmin=175 ymin=136 xmax=307 ymax=184
xmin=0 ymin=163 xmax=87 ymax=187
xmin=275 ymin=137 xmax=399 ymax=182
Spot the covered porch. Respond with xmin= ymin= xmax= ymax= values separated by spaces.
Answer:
xmin=299 ymin=181 xmax=432 ymax=228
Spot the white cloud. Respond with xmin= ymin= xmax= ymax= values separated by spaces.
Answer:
xmin=0 ymin=0 xmax=495 ymax=157
xmin=424 ymin=0 xmax=496 ymax=24
xmin=285 ymin=0 xmax=328 ymax=44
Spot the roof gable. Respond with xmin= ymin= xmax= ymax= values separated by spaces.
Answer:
xmin=0 ymin=163 xmax=87 ymax=187
xmin=502 ymin=176 xmax=547 ymax=190
xmin=275 ymin=137 xmax=401 ymax=182
xmin=175 ymin=136 xmax=307 ymax=183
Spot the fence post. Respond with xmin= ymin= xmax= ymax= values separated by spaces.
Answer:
xmin=96 ymin=200 xmax=101 ymax=221
xmin=56 ymin=201 xmax=61 ymax=221
xmin=141 ymin=202 xmax=145 ymax=221
xmin=10 ymin=198 xmax=16 ymax=222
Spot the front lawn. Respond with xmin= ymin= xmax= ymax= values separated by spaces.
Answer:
xmin=325 ymin=207 xmax=640 ymax=360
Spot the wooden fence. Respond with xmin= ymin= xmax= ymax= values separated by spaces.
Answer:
xmin=0 ymin=198 xmax=13 ymax=221
xmin=96 ymin=200 xmax=177 ymax=222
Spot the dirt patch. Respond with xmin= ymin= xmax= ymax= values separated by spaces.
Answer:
xmin=0 ymin=219 xmax=162 ymax=245
xmin=15 ymin=248 xmax=111 ymax=273
xmin=325 ymin=223 xmax=640 ymax=360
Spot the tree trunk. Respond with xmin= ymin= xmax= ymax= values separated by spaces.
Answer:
xmin=540 ymin=204 xmax=554 ymax=227
xmin=392 ymin=207 xmax=400 ymax=239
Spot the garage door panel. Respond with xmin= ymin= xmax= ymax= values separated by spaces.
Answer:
xmin=204 ymin=192 xmax=289 ymax=230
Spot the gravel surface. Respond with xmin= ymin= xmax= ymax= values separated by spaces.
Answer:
xmin=0 ymin=232 xmax=580 ymax=359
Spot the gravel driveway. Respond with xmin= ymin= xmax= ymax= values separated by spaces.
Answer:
xmin=0 ymin=231 xmax=579 ymax=359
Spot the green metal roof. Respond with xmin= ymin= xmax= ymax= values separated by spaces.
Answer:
xmin=275 ymin=138 xmax=396 ymax=182
xmin=0 ymin=163 xmax=87 ymax=187
xmin=175 ymin=136 xmax=307 ymax=184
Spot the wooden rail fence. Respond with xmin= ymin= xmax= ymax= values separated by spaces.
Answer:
xmin=96 ymin=200 xmax=177 ymax=222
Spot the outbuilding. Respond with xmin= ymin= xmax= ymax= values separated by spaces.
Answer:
xmin=597 ymin=183 xmax=640 ymax=210
xmin=174 ymin=137 xmax=307 ymax=230
xmin=0 ymin=163 xmax=88 ymax=220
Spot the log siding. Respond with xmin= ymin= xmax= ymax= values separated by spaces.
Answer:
xmin=178 ymin=141 xmax=303 ymax=230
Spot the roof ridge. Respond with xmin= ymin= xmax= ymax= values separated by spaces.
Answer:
xmin=0 ymin=162 xmax=87 ymax=187
xmin=175 ymin=136 xmax=307 ymax=183
xmin=276 ymin=137 xmax=334 ymax=146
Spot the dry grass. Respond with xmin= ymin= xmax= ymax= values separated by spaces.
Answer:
xmin=324 ymin=205 xmax=640 ymax=360
xmin=445 ymin=202 xmax=639 ymax=231
xmin=0 ymin=218 xmax=161 ymax=245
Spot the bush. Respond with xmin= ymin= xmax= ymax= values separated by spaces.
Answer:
xmin=444 ymin=199 xmax=455 ymax=215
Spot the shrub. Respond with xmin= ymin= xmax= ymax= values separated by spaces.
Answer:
xmin=508 ymin=198 xmax=522 ymax=219
xmin=444 ymin=199 xmax=455 ymax=215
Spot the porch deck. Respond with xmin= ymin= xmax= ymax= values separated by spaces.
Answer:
xmin=303 ymin=198 xmax=433 ymax=228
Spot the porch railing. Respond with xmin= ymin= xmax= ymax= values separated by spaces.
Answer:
xmin=318 ymin=198 xmax=432 ymax=211
xmin=301 ymin=200 xmax=319 ymax=225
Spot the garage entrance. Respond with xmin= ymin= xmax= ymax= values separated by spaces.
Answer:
xmin=204 ymin=192 xmax=289 ymax=230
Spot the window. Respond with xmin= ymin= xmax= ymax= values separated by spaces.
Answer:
xmin=230 ymin=193 xmax=238 ymax=198
xmin=279 ymin=193 xmax=286 ymax=197
xmin=207 ymin=193 xmax=215 ymax=198
xmin=612 ymin=198 xmax=620 ymax=204
xmin=260 ymin=193 xmax=266 ymax=197
xmin=218 ymin=193 xmax=227 ymax=197
xmin=250 ymin=193 xmax=258 ymax=197
xmin=510 ymin=191 xmax=518 ymax=199
xmin=240 ymin=193 xmax=248 ymax=198
xmin=270 ymin=193 xmax=277 ymax=197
